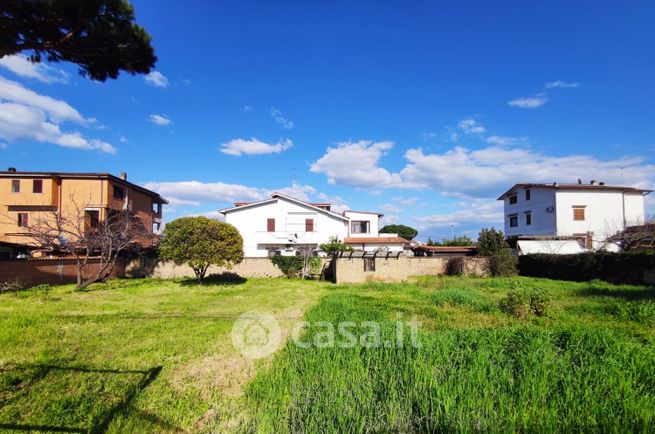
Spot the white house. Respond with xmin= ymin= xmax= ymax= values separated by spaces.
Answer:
xmin=219 ymin=193 xmax=407 ymax=257
xmin=498 ymin=181 xmax=652 ymax=252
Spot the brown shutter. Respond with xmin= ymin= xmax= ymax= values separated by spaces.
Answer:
xmin=267 ymin=218 xmax=275 ymax=232
xmin=305 ymin=218 xmax=314 ymax=232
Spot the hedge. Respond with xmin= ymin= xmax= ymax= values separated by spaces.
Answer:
xmin=518 ymin=252 xmax=655 ymax=285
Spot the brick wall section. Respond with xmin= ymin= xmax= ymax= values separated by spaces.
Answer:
xmin=125 ymin=257 xmax=330 ymax=279
xmin=333 ymin=256 xmax=488 ymax=283
xmin=0 ymin=258 xmax=126 ymax=288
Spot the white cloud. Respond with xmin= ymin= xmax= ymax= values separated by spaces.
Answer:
xmin=545 ymin=80 xmax=580 ymax=89
xmin=508 ymin=94 xmax=548 ymax=109
xmin=310 ymin=140 xmax=403 ymax=188
xmin=458 ymin=118 xmax=486 ymax=135
xmin=0 ymin=77 xmax=115 ymax=153
xmin=119 ymin=134 xmax=127 ymax=143
xmin=241 ymin=105 xmax=253 ymax=112
xmin=380 ymin=203 xmax=402 ymax=213
xmin=0 ymin=55 xmax=69 ymax=84
xmin=394 ymin=196 xmax=419 ymax=206
xmin=0 ymin=142 xmax=7 ymax=149
xmin=400 ymin=146 xmax=655 ymax=198
xmin=486 ymin=135 xmax=528 ymax=146
xmin=414 ymin=200 xmax=504 ymax=229
xmin=0 ymin=102 xmax=115 ymax=153
xmin=143 ymin=181 xmax=267 ymax=206
xmin=270 ymin=107 xmax=294 ymax=129
xmin=144 ymin=71 xmax=169 ymax=88
xmin=0 ymin=76 xmax=85 ymax=122
xmin=149 ymin=114 xmax=171 ymax=126
xmin=143 ymin=180 xmax=321 ymax=208
xmin=220 ymin=137 xmax=292 ymax=156
xmin=379 ymin=214 xmax=399 ymax=225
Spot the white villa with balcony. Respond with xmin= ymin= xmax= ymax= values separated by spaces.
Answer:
xmin=498 ymin=181 xmax=652 ymax=252
xmin=219 ymin=193 xmax=407 ymax=257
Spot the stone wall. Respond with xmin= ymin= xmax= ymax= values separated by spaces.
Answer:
xmin=125 ymin=257 xmax=310 ymax=279
xmin=0 ymin=258 xmax=126 ymax=288
xmin=333 ymin=256 xmax=487 ymax=283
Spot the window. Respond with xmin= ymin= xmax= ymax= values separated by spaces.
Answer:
xmin=573 ymin=206 xmax=586 ymax=221
xmin=32 ymin=179 xmax=43 ymax=193
xmin=525 ymin=189 xmax=531 ymax=201
xmin=267 ymin=218 xmax=276 ymax=232
xmin=351 ymin=221 xmax=370 ymax=234
xmin=509 ymin=214 xmax=518 ymax=228
xmin=17 ymin=213 xmax=28 ymax=227
xmin=364 ymin=257 xmax=375 ymax=272
xmin=525 ymin=212 xmax=532 ymax=226
xmin=152 ymin=202 xmax=161 ymax=214
xmin=85 ymin=210 xmax=100 ymax=230
xmin=509 ymin=194 xmax=517 ymax=204
xmin=11 ymin=180 xmax=20 ymax=193
xmin=305 ymin=218 xmax=314 ymax=232
xmin=113 ymin=185 xmax=125 ymax=200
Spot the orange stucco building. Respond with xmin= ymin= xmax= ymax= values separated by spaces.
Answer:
xmin=0 ymin=168 xmax=167 ymax=257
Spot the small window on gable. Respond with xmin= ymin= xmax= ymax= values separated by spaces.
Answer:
xmin=17 ymin=213 xmax=28 ymax=227
xmin=11 ymin=180 xmax=20 ymax=193
xmin=33 ymin=179 xmax=43 ymax=193
xmin=364 ymin=257 xmax=375 ymax=272
xmin=525 ymin=212 xmax=532 ymax=226
xmin=305 ymin=218 xmax=314 ymax=232
xmin=509 ymin=214 xmax=518 ymax=228
xmin=509 ymin=194 xmax=517 ymax=205
xmin=113 ymin=185 xmax=125 ymax=200
xmin=267 ymin=218 xmax=275 ymax=232
xmin=525 ymin=189 xmax=531 ymax=201
xmin=573 ymin=206 xmax=585 ymax=221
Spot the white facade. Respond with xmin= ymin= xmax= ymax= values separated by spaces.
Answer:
xmin=221 ymin=194 xmax=349 ymax=257
xmin=499 ymin=183 xmax=650 ymax=251
xmin=220 ymin=193 xmax=405 ymax=257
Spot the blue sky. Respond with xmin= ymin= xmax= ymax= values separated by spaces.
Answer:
xmin=1 ymin=0 xmax=654 ymax=241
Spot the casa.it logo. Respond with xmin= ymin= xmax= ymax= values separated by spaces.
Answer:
xmin=231 ymin=311 xmax=282 ymax=359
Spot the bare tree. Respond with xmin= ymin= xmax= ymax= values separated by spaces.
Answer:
xmin=12 ymin=199 xmax=150 ymax=289
xmin=295 ymin=244 xmax=319 ymax=279
xmin=606 ymin=219 xmax=655 ymax=251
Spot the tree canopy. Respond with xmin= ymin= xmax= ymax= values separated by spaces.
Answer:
xmin=159 ymin=217 xmax=244 ymax=283
xmin=0 ymin=0 xmax=156 ymax=81
xmin=427 ymin=236 xmax=474 ymax=247
xmin=380 ymin=224 xmax=418 ymax=241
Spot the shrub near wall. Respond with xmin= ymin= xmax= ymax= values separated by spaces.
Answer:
xmin=518 ymin=252 xmax=655 ymax=285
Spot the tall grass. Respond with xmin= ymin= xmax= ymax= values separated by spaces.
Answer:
xmin=243 ymin=290 xmax=655 ymax=432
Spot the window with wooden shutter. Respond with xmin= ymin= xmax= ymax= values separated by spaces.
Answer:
xmin=11 ymin=180 xmax=20 ymax=193
xmin=573 ymin=207 xmax=585 ymax=221
xmin=33 ymin=179 xmax=43 ymax=193
xmin=267 ymin=218 xmax=275 ymax=232
xmin=305 ymin=218 xmax=314 ymax=232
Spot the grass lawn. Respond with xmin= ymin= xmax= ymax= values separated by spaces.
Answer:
xmin=1 ymin=275 xmax=654 ymax=432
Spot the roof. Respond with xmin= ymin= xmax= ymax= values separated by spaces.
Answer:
xmin=0 ymin=171 xmax=168 ymax=204
xmin=344 ymin=236 xmax=408 ymax=245
xmin=517 ymin=240 xmax=584 ymax=255
xmin=497 ymin=182 xmax=652 ymax=200
xmin=342 ymin=210 xmax=384 ymax=217
xmin=220 ymin=193 xmax=349 ymax=221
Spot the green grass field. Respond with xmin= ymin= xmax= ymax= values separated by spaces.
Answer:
xmin=1 ymin=276 xmax=654 ymax=432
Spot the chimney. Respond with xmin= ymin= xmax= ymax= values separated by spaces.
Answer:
xmin=577 ymin=178 xmax=582 ymax=184
xmin=590 ymin=180 xmax=597 ymax=185
xmin=599 ymin=182 xmax=605 ymax=186
xmin=7 ymin=167 xmax=16 ymax=172
xmin=119 ymin=172 xmax=127 ymax=180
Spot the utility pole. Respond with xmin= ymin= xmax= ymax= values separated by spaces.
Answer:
xmin=450 ymin=224 xmax=455 ymax=240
